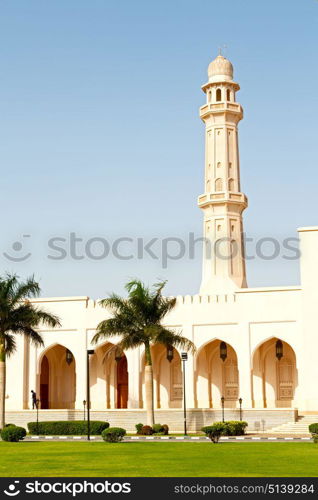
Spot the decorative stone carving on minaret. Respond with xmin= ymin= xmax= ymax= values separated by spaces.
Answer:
xmin=198 ymin=54 xmax=248 ymax=294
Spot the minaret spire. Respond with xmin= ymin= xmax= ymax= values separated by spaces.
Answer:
xmin=198 ymin=54 xmax=247 ymax=294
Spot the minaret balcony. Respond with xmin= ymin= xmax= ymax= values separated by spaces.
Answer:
xmin=200 ymin=102 xmax=243 ymax=120
xmin=197 ymin=191 xmax=248 ymax=209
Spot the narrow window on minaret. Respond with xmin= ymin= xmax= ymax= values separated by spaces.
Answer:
xmin=216 ymin=88 xmax=222 ymax=101
xmin=226 ymin=89 xmax=231 ymax=101
xmin=215 ymin=178 xmax=223 ymax=191
xmin=229 ymin=178 xmax=234 ymax=191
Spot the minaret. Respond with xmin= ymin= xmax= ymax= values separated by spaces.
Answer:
xmin=198 ymin=54 xmax=248 ymax=294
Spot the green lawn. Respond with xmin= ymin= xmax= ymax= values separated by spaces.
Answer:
xmin=1 ymin=442 xmax=318 ymax=477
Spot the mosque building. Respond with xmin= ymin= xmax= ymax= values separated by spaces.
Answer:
xmin=6 ymin=54 xmax=318 ymax=432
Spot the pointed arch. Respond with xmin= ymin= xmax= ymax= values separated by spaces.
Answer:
xmin=228 ymin=178 xmax=235 ymax=191
xmin=38 ymin=343 xmax=76 ymax=409
xmin=252 ymin=337 xmax=298 ymax=408
xmin=215 ymin=178 xmax=223 ymax=191
xmin=140 ymin=344 xmax=182 ymax=409
xmin=90 ymin=341 xmax=128 ymax=409
xmin=195 ymin=339 xmax=238 ymax=408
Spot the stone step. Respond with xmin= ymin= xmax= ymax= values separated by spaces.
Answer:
xmin=5 ymin=408 xmax=298 ymax=433
xmin=269 ymin=415 xmax=318 ymax=434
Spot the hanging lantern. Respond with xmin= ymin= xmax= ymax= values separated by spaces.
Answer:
xmin=65 ymin=349 xmax=73 ymax=365
xmin=115 ymin=348 xmax=123 ymax=363
xmin=275 ymin=340 xmax=283 ymax=361
xmin=166 ymin=345 xmax=174 ymax=363
xmin=220 ymin=341 xmax=227 ymax=362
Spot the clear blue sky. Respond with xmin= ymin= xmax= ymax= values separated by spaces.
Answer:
xmin=0 ymin=0 xmax=317 ymax=298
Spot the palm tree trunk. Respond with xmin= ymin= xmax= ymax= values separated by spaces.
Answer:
xmin=144 ymin=343 xmax=155 ymax=426
xmin=0 ymin=341 xmax=6 ymax=429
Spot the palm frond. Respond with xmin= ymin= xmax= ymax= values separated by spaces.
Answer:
xmin=30 ymin=309 xmax=61 ymax=328
xmin=97 ymin=278 xmax=190 ymax=358
xmin=11 ymin=275 xmax=41 ymax=304
xmin=0 ymin=273 xmax=60 ymax=356
xmin=99 ymin=294 xmax=128 ymax=313
xmin=154 ymin=328 xmax=196 ymax=354
xmin=19 ymin=327 xmax=44 ymax=347
xmin=4 ymin=334 xmax=16 ymax=356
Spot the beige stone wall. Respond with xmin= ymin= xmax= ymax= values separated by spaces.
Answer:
xmin=6 ymin=408 xmax=297 ymax=432
xmin=5 ymin=279 xmax=315 ymax=413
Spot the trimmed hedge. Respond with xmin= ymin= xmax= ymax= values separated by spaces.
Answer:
xmin=1 ymin=425 xmax=26 ymax=442
xmin=309 ymin=423 xmax=318 ymax=442
xmin=152 ymin=423 xmax=169 ymax=435
xmin=140 ymin=425 xmax=153 ymax=435
xmin=102 ymin=427 xmax=126 ymax=443
xmin=223 ymin=421 xmax=248 ymax=436
xmin=135 ymin=423 xmax=143 ymax=434
xmin=136 ymin=424 xmax=169 ymax=435
xmin=202 ymin=420 xmax=248 ymax=442
xmin=27 ymin=421 xmax=109 ymax=435
xmin=201 ymin=422 xmax=226 ymax=443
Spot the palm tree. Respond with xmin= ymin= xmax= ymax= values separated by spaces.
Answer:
xmin=92 ymin=279 xmax=195 ymax=426
xmin=0 ymin=274 xmax=61 ymax=429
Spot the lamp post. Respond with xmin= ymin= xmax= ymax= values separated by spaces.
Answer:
xmin=238 ymin=397 xmax=243 ymax=421
xmin=86 ymin=349 xmax=95 ymax=441
xmin=181 ymin=352 xmax=188 ymax=436
xmin=83 ymin=400 xmax=86 ymax=421
xmin=35 ymin=399 xmax=40 ymax=435
xmin=221 ymin=396 xmax=225 ymax=423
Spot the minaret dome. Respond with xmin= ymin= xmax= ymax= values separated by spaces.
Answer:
xmin=208 ymin=54 xmax=233 ymax=83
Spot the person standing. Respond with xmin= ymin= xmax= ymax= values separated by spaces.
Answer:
xmin=31 ymin=390 xmax=37 ymax=410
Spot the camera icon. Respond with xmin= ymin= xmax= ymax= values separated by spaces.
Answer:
xmin=4 ymin=481 xmax=20 ymax=496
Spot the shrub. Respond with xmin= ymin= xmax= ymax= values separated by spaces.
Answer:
xmin=135 ymin=423 xmax=143 ymax=434
xmin=140 ymin=425 xmax=153 ymax=435
xmin=162 ymin=424 xmax=169 ymax=435
xmin=102 ymin=427 xmax=126 ymax=443
xmin=202 ymin=421 xmax=248 ymax=441
xmin=224 ymin=421 xmax=248 ymax=436
xmin=27 ymin=421 xmax=109 ymax=435
xmin=152 ymin=423 xmax=169 ymax=435
xmin=202 ymin=423 xmax=226 ymax=443
xmin=1 ymin=425 xmax=26 ymax=442
xmin=309 ymin=423 xmax=318 ymax=443
xmin=152 ymin=423 xmax=163 ymax=434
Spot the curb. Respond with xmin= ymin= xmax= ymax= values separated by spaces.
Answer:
xmin=24 ymin=435 xmax=312 ymax=442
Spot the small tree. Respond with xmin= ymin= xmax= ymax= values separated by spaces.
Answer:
xmin=202 ymin=423 xmax=227 ymax=443
xmin=93 ymin=279 xmax=195 ymax=425
xmin=0 ymin=274 xmax=61 ymax=428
